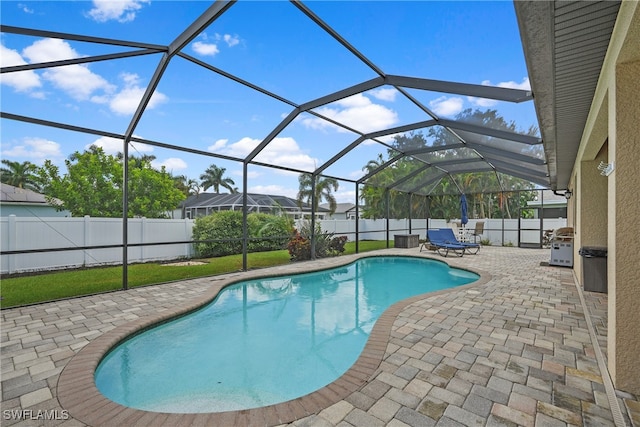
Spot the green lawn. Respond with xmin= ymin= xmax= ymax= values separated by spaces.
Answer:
xmin=0 ymin=240 xmax=393 ymax=308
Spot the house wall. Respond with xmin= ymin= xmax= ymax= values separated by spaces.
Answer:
xmin=0 ymin=204 xmax=69 ymax=218
xmin=609 ymin=57 xmax=640 ymax=395
xmin=573 ymin=0 xmax=640 ymax=395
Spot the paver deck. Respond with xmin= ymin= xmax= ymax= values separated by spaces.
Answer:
xmin=1 ymin=246 xmax=639 ymax=426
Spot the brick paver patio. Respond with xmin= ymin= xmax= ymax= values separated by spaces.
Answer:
xmin=1 ymin=246 xmax=639 ymax=426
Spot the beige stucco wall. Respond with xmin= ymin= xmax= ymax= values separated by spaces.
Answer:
xmin=572 ymin=147 xmax=608 ymax=278
xmin=574 ymin=1 xmax=640 ymax=395
xmin=609 ymin=58 xmax=640 ymax=394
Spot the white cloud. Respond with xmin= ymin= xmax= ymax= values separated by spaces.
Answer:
xmin=22 ymin=38 xmax=115 ymax=101
xmin=248 ymin=184 xmax=297 ymax=199
xmin=493 ymin=77 xmax=531 ymax=91
xmin=429 ymin=96 xmax=464 ymax=117
xmin=209 ymin=136 xmax=318 ymax=172
xmin=217 ymin=136 xmax=260 ymax=158
xmin=192 ymin=33 xmax=240 ymax=57
xmin=0 ymin=44 xmax=42 ymax=93
xmin=254 ymin=137 xmax=317 ymax=172
xmin=207 ymin=139 xmax=229 ymax=152
xmin=152 ymin=157 xmax=187 ymax=172
xmin=192 ymin=41 xmax=220 ymax=57
xmin=6 ymin=38 xmax=166 ymax=115
xmin=88 ymin=136 xmax=154 ymax=155
xmin=334 ymin=189 xmax=356 ymax=203
xmin=231 ymin=169 xmax=261 ymax=179
xmin=1 ymin=137 xmax=62 ymax=164
xmin=302 ymin=93 xmax=398 ymax=133
xmin=87 ymin=0 xmax=149 ymax=23
xmin=468 ymin=77 xmax=532 ymax=108
xmin=108 ymin=72 xmax=168 ymax=115
xmin=18 ymin=3 xmax=34 ymax=13
xmin=223 ymin=34 xmax=240 ymax=47
xmin=370 ymin=88 xmax=398 ymax=102
xmin=349 ymin=169 xmax=365 ymax=179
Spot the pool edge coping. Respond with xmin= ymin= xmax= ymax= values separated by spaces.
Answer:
xmin=57 ymin=251 xmax=492 ymax=426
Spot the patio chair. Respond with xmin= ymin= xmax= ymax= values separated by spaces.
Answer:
xmin=423 ymin=229 xmax=466 ymax=257
xmin=470 ymin=221 xmax=485 ymax=243
xmin=439 ymin=228 xmax=480 ymax=255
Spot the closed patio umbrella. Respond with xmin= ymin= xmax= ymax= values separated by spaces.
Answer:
xmin=460 ymin=194 xmax=469 ymax=227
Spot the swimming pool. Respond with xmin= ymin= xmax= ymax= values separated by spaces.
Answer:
xmin=94 ymin=256 xmax=478 ymax=413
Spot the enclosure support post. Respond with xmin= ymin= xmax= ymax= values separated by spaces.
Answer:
xmin=310 ymin=174 xmax=317 ymax=260
xmin=355 ymin=183 xmax=359 ymax=253
xmin=426 ymin=196 xmax=431 ymax=232
xmin=539 ymin=190 xmax=544 ymax=248
xmin=385 ymin=189 xmax=390 ymax=248
xmin=242 ymin=163 xmax=248 ymax=271
xmin=122 ymin=139 xmax=129 ymax=291
xmin=501 ymin=191 xmax=505 ymax=246
xmin=517 ymin=208 xmax=522 ymax=247
xmin=408 ymin=193 xmax=412 ymax=234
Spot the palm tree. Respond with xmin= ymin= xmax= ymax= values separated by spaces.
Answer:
xmin=0 ymin=160 xmax=40 ymax=191
xmin=172 ymin=175 xmax=200 ymax=197
xmin=297 ymin=173 xmax=339 ymax=214
xmin=115 ymin=152 xmax=157 ymax=168
xmin=199 ymin=164 xmax=235 ymax=193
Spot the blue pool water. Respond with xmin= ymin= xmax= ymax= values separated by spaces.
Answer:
xmin=95 ymin=256 xmax=478 ymax=413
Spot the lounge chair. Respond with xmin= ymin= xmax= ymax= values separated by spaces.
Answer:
xmin=439 ymin=228 xmax=480 ymax=255
xmin=470 ymin=221 xmax=484 ymax=243
xmin=422 ymin=229 xmax=466 ymax=257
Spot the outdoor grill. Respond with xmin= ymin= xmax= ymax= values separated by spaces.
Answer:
xmin=550 ymin=227 xmax=574 ymax=267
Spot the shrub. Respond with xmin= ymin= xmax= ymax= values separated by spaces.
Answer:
xmin=193 ymin=210 xmax=243 ymax=257
xmin=329 ymin=235 xmax=348 ymax=254
xmin=247 ymin=213 xmax=294 ymax=253
xmin=287 ymin=230 xmax=312 ymax=261
xmin=287 ymin=220 xmax=348 ymax=261
xmin=193 ymin=211 xmax=294 ymax=257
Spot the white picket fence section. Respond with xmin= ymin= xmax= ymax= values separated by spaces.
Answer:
xmin=1 ymin=215 xmax=566 ymax=274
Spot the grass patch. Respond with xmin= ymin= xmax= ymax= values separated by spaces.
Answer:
xmin=1 ymin=241 xmax=393 ymax=308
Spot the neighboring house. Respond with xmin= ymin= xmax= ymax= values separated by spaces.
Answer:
xmin=526 ymin=190 xmax=567 ymax=219
xmin=319 ymin=202 xmax=362 ymax=220
xmin=177 ymin=192 xmax=329 ymax=220
xmin=0 ymin=184 xmax=69 ymax=217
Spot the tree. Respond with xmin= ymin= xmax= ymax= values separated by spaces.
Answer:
xmin=199 ymin=164 xmax=235 ymax=193
xmin=359 ymin=108 xmax=540 ymax=219
xmin=172 ymin=174 xmax=200 ymax=197
xmin=297 ymin=173 xmax=339 ymax=215
xmin=0 ymin=160 xmax=41 ymax=191
xmin=116 ymin=152 xmax=156 ymax=168
xmin=38 ymin=145 xmax=185 ymax=218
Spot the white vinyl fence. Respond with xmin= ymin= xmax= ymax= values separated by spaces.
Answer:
xmin=1 ymin=215 xmax=566 ymax=274
xmin=1 ymin=215 xmax=194 ymax=274
xmin=300 ymin=218 xmax=567 ymax=247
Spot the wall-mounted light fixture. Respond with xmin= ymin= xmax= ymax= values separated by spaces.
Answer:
xmin=598 ymin=161 xmax=615 ymax=176
xmin=554 ymin=189 xmax=573 ymax=200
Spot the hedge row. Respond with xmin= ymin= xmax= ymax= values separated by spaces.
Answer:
xmin=192 ymin=211 xmax=294 ymax=257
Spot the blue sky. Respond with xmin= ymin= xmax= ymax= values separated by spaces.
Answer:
xmin=1 ymin=0 xmax=537 ymax=203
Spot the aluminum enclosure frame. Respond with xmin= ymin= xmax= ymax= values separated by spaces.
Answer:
xmin=3 ymin=0 xmax=615 ymax=287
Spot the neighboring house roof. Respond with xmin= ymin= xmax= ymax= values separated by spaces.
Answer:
xmin=0 ymin=183 xmax=61 ymax=206
xmin=527 ymin=190 xmax=568 ymax=208
xmin=181 ymin=192 xmax=329 ymax=212
xmin=320 ymin=202 xmax=357 ymax=214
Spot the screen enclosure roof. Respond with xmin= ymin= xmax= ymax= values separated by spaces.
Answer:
xmin=1 ymin=1 xmax=622 ymax=196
